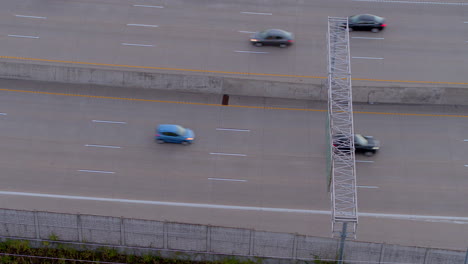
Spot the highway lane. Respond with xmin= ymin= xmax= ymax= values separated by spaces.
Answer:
xmin=0 ymin=79 xmax=467 ymax=249
xmin=0 ymin=0 xmax=466 ymax=83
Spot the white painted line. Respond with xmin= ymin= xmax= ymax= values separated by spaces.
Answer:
xmin=15 ymin=15 xmax=47 ymax=19
xmin=92 ymin=120 xmax=127 ymax=124
xmin=463 ymin=139 xmax=468 ymax=142
xmin=465 ymin=165 xmax=468 ymax=167
xmin=351 ymin=37 xmax=384 ymax=40
xmin=0 ymin=191 xmax=467 ymax=224
xmin=241 ymin=12 xmax=272 ymax=15
xmin=0 ymin=113 xmax=7 ymax=116
xmin=238 ymin=31 xmax=256 ymax=34
xmin=352 ymin=57 xmax=384 ymax=60
xmin=126 ymin=24 xmax=159 ymax=28
xmin=78 ymin=170 xmax=115 ymax=174
xmin=356 ymin=160 xmax=375 ymax=163
xmin=210 ymin=152 xmax=247 ymax=157
xmin=357 ymin=185 xmax=379 ymax=189
xmin=85 ymin=144 xmax=121 ymax=149
xmin=133 ymin=5 xmax=164 ymax=8
xmin=235 ymin=50 xmax=269 ymax=54
xmin=121 ymin=43 xmax=154 ymax=47
xmin=464 ymin=22 xmax=468 ymax=23
xmin=352 ymin=0 xmax=468 ymax=6
xmin=208 ymin=178 xmax=247 ymax=182
xmin=8 ymin=35 xmax=39 ymax=39
xmin=216 ymin=128 xmax=250 ymax=132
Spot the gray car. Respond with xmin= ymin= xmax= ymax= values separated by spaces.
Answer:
xmin=250 ymin=29 xmax=294 ymax=48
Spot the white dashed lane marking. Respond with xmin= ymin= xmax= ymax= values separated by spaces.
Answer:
xmin=235 ymin=51 xmax=269 ymax=54
xmin=15 ymin=15 xmax=47 ymax=19
xmin=133 ymin=5 xmax=164 ymax=8
xmin=78 ymin=170 xmax=115 ymax=174
xmin=92 ymin=120 xmax=127 ymax=124
xmin=85 ymin=144 xmax=121 ymax=149
xmin=216 ymin=128 xmax=250 ymax=132
xmin=208 ymin=178 xmax=247 ymax=182
xmin=210 ymin=152 xmax=247 ymax=157
xmin=8 ymin=35 xmax=39 ymax=39
xmin=126 ymin=24 xmax=159 ymax=28
xmin=241 ymin=12 xmax=272 ymax=15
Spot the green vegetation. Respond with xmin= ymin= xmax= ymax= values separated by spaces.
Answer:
xmin=0 ymin=238 xmax=336 ymax=264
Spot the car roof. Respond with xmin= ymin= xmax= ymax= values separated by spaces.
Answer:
xmin=264 ymin=29 xmax=292 ymax=36
xmin=157 ymin=124 xmax=182 ymax=132
xmin=351 ymin=14 xmax=383 ymax=20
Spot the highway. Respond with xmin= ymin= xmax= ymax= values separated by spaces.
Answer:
xmin=0 ymin=79 xmax=466 ymax=250
xmin=0 ymin=0 xmax=467 ymax=83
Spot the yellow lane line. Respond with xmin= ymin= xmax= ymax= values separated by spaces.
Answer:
xmin=1 ymin=56 xmax=468 ymax=85
xmin=1 ymin=88 xmax=467 ymax=118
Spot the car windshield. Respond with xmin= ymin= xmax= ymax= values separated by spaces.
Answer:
xmin=258 ymin=31 xmax=269 ymax=38
xmin=355 ymin=134 xmax=368 ymax=146
xmin=175 ymin=126 xmax=186 ymax=136
xmin=349 ymin=15 xmax=359 ymax=23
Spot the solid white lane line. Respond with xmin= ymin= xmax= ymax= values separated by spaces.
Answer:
xmin=92 ymin=120 xmax=127 ymax=124
xmin=235 ymin=51 xmax=269 ymax=54
xmin=0 ymin=191 xmax=467 ymax=224
xmin=216 ymin=128 xmax=250 ymax=132
xmin=133 ymin=5 xmax=164 ymax=8
xmin=351 ymin=37 xmax=384 ymax=40
xmin=464 ymin=22 xmax=468 ymax=23
xmin=357 ymin=185 xmax=379 ymax=189
xmin=356 ymin=160 xmax=375 ymax=163
xmin=464 ymin=139 xmax=468 ymax=141
xmin=208 ymin=178 xmax=247 ymax=182
xmin=465 ymin=165 xmax=468 ymax=167
xmin=85 ymin=144 xmax=121 ymax=149
xmin=126 ymin=24 xmax=159 ymax=28
xmin=238 ymin=31 xmax=256 ymax=34
xmin=352 ymin=0 xmax=468 ymax=5
xmin=210 ymin=152 xmax=247 ymax=157
xmin=0 ymin=113 xmax=7 ymax=115
xmin=121 ymin=43 xmax=154 ymax=47
xmin=8 ymin=35 xmax=39 ymax=39
xmin=15 ymin=15 xmax=47 ymax=19
xmin=241 ymin=12 xmax=272 ymax=15
xmin=78 ymin=170 xmax=115 ymax=174
xmin=352 ymin=57 xmax=384 ymax=60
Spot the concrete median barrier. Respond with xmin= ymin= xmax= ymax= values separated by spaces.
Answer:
xmin=0 ymin=60 xmax=467 ymax=105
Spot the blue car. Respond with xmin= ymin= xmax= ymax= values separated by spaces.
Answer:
xmin=155 ymin=124 xmax=195 ymax=145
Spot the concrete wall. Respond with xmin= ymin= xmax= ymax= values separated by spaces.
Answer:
xmin=0 ymin=208 xmax=465 ymax=264
xmin=0 ymin=60 xmax=467 ymax=105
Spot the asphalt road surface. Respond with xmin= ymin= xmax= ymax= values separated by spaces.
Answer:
xmin=0 ymin=79 xmax=466 ymax=250
xmin=0 ymin=0 xmax=467 ymax=84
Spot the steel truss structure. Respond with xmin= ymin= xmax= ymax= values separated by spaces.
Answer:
xmin=326 ymin=17 xmax=358 ymax=238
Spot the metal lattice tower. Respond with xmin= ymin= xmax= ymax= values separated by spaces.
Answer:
xmin=326 ymin=17 xmax=358 ymax=238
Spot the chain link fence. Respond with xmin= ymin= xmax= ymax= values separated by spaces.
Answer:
xmin=0 ymin=208 xmax=465 ymax=263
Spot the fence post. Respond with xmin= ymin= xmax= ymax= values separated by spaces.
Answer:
xmin=206 ymin=225 xmax=211 ymax=253
xmin=464 ymin=248 xmax=468 ymax=264
xmin=379 ymin=243 xmax=385 ymax=264
xmin=33 ymin=211 xmax=40 ymax=239
xmin=423 ymin=248 xmax=430 ymax=264
xmin=249 ymin=230 xmax=255 ymax=256
xmin=120 ymin=217 xmax=125 ymax=246
xmin=163 ymin=221 xmax=168 ymax=249
xmin=77 ymin=214 xmax=83 ymax=242
xmin=292 ymin=234 xmax=298 ymax=259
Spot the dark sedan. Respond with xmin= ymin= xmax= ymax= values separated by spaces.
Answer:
xmin=250 ymin=29 xmax=294 ymax=48
xmin=333 ymin=134 xmax=380 ymax=156
xmin=347 ymin=14 xmax=386 ymax=33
